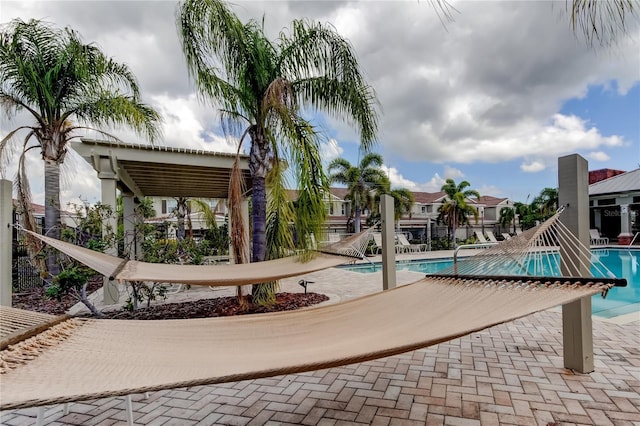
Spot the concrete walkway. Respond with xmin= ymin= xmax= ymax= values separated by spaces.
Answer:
xmin=2 ymin=258 xmax=639 ymax=425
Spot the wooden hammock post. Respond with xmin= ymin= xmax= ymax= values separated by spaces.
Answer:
xmin=0 ymin=179 xmax=12 ymax=306
xmin=98 ymin=157 xmax=120 ymax=305
xmin=381 ymin=194 xmax=396 ymax=290
xmin=558 ymin=153 xmax=593 ymax=373
xmin=121 ymin=192 xmax=137 ymax=260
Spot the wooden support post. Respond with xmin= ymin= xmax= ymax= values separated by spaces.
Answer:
xmin=558 ymin=154 xmax=593 ymax=373
xmin=122 ymin=193 xmax=136 ymax=260
xmin=1 ymin=179 xmax=12 ymax=306
xmin=381 ymin=194 xmax=396 ymax=290
xmin=99 ymin=157 xmax=120 ymax=305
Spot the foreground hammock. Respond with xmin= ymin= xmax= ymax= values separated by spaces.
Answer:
xmin=20 ymin=229 xmax=371 ymax=286
xmin=0 ymin=275 xmax=619 ymax=410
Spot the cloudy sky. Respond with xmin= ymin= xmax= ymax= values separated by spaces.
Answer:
xmin=1 ymin=0 xmax=639 ymax=208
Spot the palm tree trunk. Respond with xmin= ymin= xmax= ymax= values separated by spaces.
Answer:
xmin=44 ymin=161 xmax=61 ymax=277
xmin=354 ymin=205 xmax=361 ymax=234
xmin=251 ymin=176 xmax=267 ymax=262
xmin=248 ymin=129 xmax=270 ymax=264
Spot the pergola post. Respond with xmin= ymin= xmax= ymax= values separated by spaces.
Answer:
xmin=558 ymin=154 xmax=593 ymax=373
xmin=98 ymin=157 xmax=120 ymax=305
xmin=121 ymin=192 xmax=137 ymax=260
xmin=1 ymin=179 xmax=12 ymax=306
xmin=618 ymin=203 xmax=633 ymax=245
xmin=381 ymin=194 xmax=396 ymax=290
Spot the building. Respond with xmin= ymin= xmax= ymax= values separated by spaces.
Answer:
xmin=287 ymin=188 xmax=516 ymax=242
xmin=589 ymin=168 xmax=640 ymax=244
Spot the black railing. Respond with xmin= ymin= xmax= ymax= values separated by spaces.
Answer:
xmin=12 ymin=229 xmax=43 ymax=293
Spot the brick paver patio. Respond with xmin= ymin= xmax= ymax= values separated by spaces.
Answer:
xmin=2 ymin=263 xmax=639 ymax=425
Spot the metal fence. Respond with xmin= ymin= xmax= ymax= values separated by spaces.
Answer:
xmin=12 ymin=226 xmax=43 ymax=293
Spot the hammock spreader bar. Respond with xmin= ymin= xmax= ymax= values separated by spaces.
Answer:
xmin=427 ymin=274 xmax=627 ymax=288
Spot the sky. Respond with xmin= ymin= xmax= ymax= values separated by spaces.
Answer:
xmin=1 ymin=0 xmax=639 ymax=209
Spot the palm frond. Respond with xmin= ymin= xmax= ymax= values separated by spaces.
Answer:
xmin=567 ymin=0 xmax=638 ymax=46
xmin=15 ymin=148 xmax=45 ymax=274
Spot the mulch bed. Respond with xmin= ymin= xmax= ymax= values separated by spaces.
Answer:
xmin=82 ymin=292 xmax=330 ymax=320
xmin=11 ymin=280 xmax=102 ymax=316
xmin=12 ymin=282 xmax=329 ymax=320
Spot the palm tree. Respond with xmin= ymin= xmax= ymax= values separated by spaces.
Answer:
xmin=178 ymin=0 xmax=379 ymax=273
xmin=437 ymin=178 xmax=480 ymax=248
xmin=499 ymin=206 xmax=516 ymax=234
xmin=328 ymin=153 xmax=387 ymax=233
xmin=389 ymin=187 xmax=415 ymax=226
xmin=532 ymin=187 xmax=558 ymax=220
xmin=0 ymin=19 xmax=162 ymax=276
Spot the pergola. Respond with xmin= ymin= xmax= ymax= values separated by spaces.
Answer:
xmin=71 ymin=138 xmax=252 ymax=304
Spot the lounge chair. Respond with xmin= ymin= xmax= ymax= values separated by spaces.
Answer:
xmin=474 ymin=232 xmax=489 ymax=244
xmin=397 ymin=234 xmax=426 ymax=253
xmin=501 ymin=233 xmax=512 ymax=240
xmin=486 ymin=231 xmax=499 ymax=243
xmin=371 ymin=233 xmax=384 ymax=254
xmin=590 ymin=229 xmax=609 ymax=245
xmin=372 ymin=232 xmax=404 ymax=254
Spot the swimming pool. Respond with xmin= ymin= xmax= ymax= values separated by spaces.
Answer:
xmin=339 ymin=249 xmax=640 ymax=319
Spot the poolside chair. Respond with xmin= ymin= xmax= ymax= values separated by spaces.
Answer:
xmin=372 ymin=232 xmax=404 ymax=254
xmin=474 ymin=231 xmax=489 ymax=244
xmin=590 ymin=229 xmax=609 ymax=245
xmin=371 ymin=232 xmax=384 ymax=254
xmin=327 ymin=233 xmax=341 ymax=243
xmin=486 ymin=231 xmax=499 ymax=243
xmin=396 ymin=234 xmax=426 ymax=253
xmin=501 ymin=233 xmax=512 ymax=240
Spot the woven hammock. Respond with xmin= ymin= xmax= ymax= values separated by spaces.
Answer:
xmin=2 ymin=214 xmax=625 ymax=410
xmin=21 ymin=228 xmax=373 ymax=286
xmin=0 ymin=276 xmax=616 ymax=410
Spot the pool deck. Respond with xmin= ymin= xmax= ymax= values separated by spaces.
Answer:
xmin=2 ymin=253 xmax=639 ymax=425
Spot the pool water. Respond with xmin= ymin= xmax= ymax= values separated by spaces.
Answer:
xmin=340 ymin=249 xmax=640 ymax=319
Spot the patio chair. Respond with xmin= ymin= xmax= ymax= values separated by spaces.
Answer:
xmin=486 ymin=231 xmax=499 ymax=243
xmin=371 ymin=232 xmax=384 ymax=254
xmin=396 ymin=234 xmax=426 ymax=253
xmin=474 ymin=231 xmax=489 ymax=244
xmin=372 ymin=232 xmax=404 ymax=254
xmin=589 ymin=229 xmax=609 ymax=245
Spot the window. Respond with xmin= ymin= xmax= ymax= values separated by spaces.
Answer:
xmin=161 ymin=200 xmax=167 ymax=214
xmin=598 ymin=198 xmax=616 ymax=206
xmin=166 ymin=199 xmax=177 ymax=213
xmin=330 ymin=204 xmax=334 ymax=215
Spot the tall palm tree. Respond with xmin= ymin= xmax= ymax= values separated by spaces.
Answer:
xmin=0 ymin=19 xmax=162 ymax=276
xmin=437 ymin=178 xmax=480 ymax=247
xmin=499 ymin=206 xmax=516 ymax=234
xmin=532 ymin=187 xmax=559 ymax=220
xmin=389 ymin=187 xmax=415 ymax=226
xmin=178 ymin=0 xmax=379 ymax=274
xmin=328 ymin=153 xmax=387 ymax=233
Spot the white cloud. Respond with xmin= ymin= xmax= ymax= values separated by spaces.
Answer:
xmin=588 ymin=151 xmax=611 ymax=162
xmin=477 ymin=185 xmax=505 ymax=198
xmin=521 ymin=161 xmax=546 ymax=173
xmin=1 ymin=0 xmax=638 ymax=205
xmin=320 ymin=139 xmax=344 ymax=164
xmin=380 ymin=165 xmax=417 ymax=190
xmin=443 ymin=166 xmax=464 ymax=180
